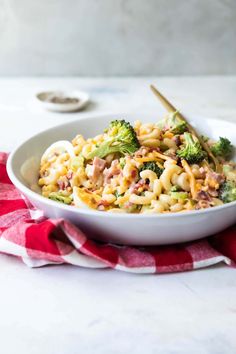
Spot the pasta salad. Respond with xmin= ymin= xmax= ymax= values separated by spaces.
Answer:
xmin=38 ymin=113 xmax=236 ymax=213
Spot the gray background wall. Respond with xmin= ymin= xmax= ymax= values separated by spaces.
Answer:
xmin=0 ymin=0 xmax=235 ymax=76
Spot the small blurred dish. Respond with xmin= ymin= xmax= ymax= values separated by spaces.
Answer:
xmin=36 ymin=90 xmax=89 ymax=112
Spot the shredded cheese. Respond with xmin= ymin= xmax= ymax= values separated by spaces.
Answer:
xmin=153 ymin=151 xmax=177 ymax=163
xmin=181 ymin=159 xmax=197 ymax=198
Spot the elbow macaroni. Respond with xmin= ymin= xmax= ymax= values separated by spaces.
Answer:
xmin=38 ymin=118 xmax=235 ymax=214
xmin=160 ymin=164 xmax=182 ymax=191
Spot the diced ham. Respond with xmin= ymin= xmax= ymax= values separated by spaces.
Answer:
xmin=98 ymin=200 xmax=111 ymax=208
xmin=58 ymin=177 xmax=69 ymax=190
xmin=195 ymin=200 xmax=211 ymax=210
xmin=173 ymin=135 xmax=181 ymax=146
xmin=67 ymin=171 xmax=73 ymax=180
xmin=205 ymin=172 xmax=225 ymax=189
xmin=94 ymin=157 xmax=106 ymax=171
xmin=134 ymin=147 xmax=151 ymax=157
xmin=131 ymin=169 xmax=138 ymax=179
xmin=103 ymin=160 xmax=120 ymax=184
xmin=90 ymin=157 xmax=106 ymax=183
xmin=207 ymin=187 xmax=219 ymax=198
xmin=129 ymin=179 xmax=149 ymax=194
xmin=195 ymin=190 xmax=211 ymax=202
xmin=199 ymin=167 xmax=206 ymax=176
xmin=123 ymin=201 xmax=135 ymax=209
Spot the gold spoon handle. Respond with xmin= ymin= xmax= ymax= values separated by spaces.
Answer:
xmin=150 ymin=85 xmax=221 ymax=173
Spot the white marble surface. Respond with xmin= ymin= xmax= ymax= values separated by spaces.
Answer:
xmin=1 ymin=76 xmax=236 ymax=354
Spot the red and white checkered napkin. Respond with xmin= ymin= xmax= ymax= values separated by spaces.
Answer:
xmin=1 ymin=152 xmax=236 ymax=273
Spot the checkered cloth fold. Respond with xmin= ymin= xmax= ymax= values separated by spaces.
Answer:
xmin=0 ymin=152 xmax=236 ymax=273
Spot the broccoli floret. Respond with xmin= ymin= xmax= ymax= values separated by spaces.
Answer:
xmin=119 ymin=157 xmax=126 ymax=169
xmin=219 ymin=181 xmax=236 ymax=203
xmin=159 ymin=141 xmax=169 ymax=152
xmin=158 ymin=111 xmax=188 ymax=134
xmin=170 ymin=191 xmax=188 ymax=200
xmin=86 ymin=120 xmax=140 ymax=159
xmin=71 ymin=155 xmax=84 ymax=172
xmin=223 ymin=164 xmax=233 ymax=175
xmin=126 ymin=204 xmax=142 ymax=213
xmin=222 ymin=164 xmax=236 ymax=185
xmin=201 ymin=135 xmax=209 ymax=143
xmin=170 ymin=185 xmax=181 ymax=192
xmin=177 ymin=132 xmax=206 ymax=164
xmin=114 ymin=190 xmax=124 ymax=198
xmin=139 ymin=161 xmax=164 ymax=178
xmin=48 ymin=192 xmax=72 ymax=204
xmin=211 ymin=137 xmax=233 ymax=158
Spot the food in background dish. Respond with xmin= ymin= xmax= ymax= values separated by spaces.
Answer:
xmin=38 ymin=113 xmax=236 ymax=213
xmin=38 ymin=92 xmax=80 ymax=104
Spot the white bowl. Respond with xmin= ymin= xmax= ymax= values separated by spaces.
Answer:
xmin=36 ymin=90 xmax=89 ymax=112
xmin=7 ymin=113 xmax=236 ymax=245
